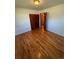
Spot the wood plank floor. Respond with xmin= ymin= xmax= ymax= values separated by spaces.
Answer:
xmin=15 ymin=29 xmax=64 ymax=59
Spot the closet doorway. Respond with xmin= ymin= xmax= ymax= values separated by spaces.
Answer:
xmin=29 ymin=14 xmax=39 ymax=30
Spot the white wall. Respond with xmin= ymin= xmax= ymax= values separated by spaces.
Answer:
xmin=39 ymin=4 xmax=64 ymax=36
xmin=15 ymin=8 xmax=38 ymax=35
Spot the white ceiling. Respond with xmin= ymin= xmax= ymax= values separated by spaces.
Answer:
xmin=15 ymin=0 xmax=64 ymax=10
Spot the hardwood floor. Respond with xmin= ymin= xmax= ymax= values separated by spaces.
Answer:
xmin=15 ymin=29 xmax=64 ymax=59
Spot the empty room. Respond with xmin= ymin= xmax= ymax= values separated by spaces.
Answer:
xmin=15 ymin=0 xmax=64 ymax=59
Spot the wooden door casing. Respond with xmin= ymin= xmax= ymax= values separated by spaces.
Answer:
xmin=40 ymin=13 xmax=47 ymax=31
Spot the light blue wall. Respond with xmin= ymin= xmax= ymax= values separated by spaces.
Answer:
xmin=40 ymin=4 xmax=64 ymax=36
xmin=16 ymin=4 xmax=64 ymax=36
xmin=15 ymin=8 xmax=38 ymax=35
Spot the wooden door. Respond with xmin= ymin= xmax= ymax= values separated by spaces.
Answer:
xmin=40 ymin=13 xmax=47 ymax=31
xmin=29 ymin=14 xmax=39 ymax=30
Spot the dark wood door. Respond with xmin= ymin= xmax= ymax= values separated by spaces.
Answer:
xmin=40 ymin=13 xmax=47 ymax=31
xmin=29 ymin=14 xmax=39 ymax=30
